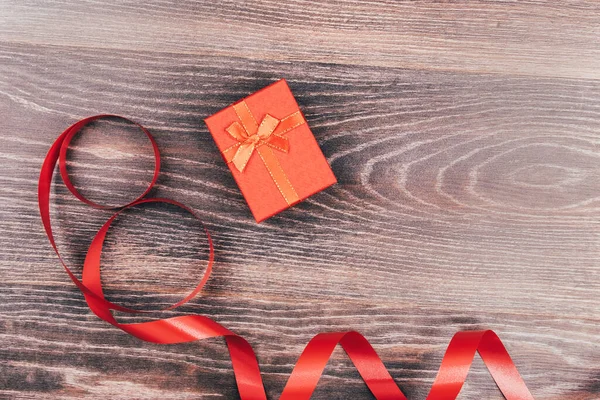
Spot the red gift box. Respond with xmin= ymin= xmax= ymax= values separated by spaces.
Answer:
xmin=205 ymin=79 xmax=337 ymax=222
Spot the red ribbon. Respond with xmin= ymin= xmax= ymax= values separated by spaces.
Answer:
xmin=39 ymin=115 xmax=535 ymax=400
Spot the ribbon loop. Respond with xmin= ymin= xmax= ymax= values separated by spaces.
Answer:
xmin=40 ymin=115 xmax=535 ymax=400
xmin=257 ymin=114 xmax=280 ymax=139
xmin=226 ymin=121 xmax=250 ymax=142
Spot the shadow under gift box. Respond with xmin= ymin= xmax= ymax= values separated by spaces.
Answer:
xmin=204 ymin=79 xmax=337 ymax=223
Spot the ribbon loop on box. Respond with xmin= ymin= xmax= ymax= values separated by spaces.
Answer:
xmin=40 ymin=115 xmax=535 ymax=400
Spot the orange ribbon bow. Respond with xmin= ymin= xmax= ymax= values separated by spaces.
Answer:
xmin=221 ymin=101 xmax=306 ymax=205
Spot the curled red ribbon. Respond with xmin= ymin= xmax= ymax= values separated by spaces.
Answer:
xmin=39 ymin=115 xmax=535 ymax=399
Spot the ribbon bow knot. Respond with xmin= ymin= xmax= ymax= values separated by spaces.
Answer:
xmin=225 ymin=113 xmax=289 ymax=172
xmin=220 ymin=101 xmax=306 ymax=205
xmin=222 ymin=101 xmax=306 ymax=173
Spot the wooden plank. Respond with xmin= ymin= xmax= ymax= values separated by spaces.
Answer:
xmin=0 ymin=5 xmax=599 ymax=399
xmin=1 ymin=1 xmax=600 ymax=80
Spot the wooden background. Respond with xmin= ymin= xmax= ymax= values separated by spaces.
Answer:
xmin=1 ymin=1 xmax=599 ymax=399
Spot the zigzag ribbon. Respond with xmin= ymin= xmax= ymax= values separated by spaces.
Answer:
xmin=39 ymin=115 xmax=535 ymax=399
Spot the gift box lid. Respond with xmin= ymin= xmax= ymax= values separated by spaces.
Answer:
xmin=205 ymin=79 xmax=337 ymax=222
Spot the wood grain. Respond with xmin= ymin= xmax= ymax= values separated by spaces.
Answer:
xmin=2 ymin=1 xmax=600 ymax=79
xmin=1 ymin=1 xmax=599 ymax=399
